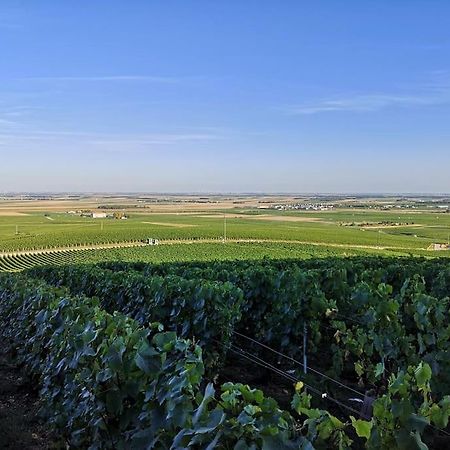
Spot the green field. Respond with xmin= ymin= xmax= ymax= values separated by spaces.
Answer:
xmin=1 ymin=202 xmax=450 ymax=448
xmin=1 ymin=208 xmax=449 ymax=274
xmin=1 ymin=209 xmax=449 ymax=256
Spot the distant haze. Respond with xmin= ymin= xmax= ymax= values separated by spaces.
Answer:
xmin=0 ymin=1 xmax=449 ymax=193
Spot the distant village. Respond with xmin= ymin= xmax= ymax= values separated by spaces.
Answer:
xmin=271 ymin=203 xmax=334 ymax=211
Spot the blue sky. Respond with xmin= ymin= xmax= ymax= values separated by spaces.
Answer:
xmin=0 ymin=1 xmax=449 ymax=193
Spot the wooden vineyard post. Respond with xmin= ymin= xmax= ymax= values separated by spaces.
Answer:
xmin=300 ymin=295 xmax=308 ymax=376
xmin=303 ymin=321 xmax=308 ymax=375
xmin=360 ymin=393 xmax=375 ymax=420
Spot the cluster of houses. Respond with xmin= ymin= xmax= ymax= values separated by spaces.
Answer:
xmin=272 ymin=203 xmax=334 ymax=211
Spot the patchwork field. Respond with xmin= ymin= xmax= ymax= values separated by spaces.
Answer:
xmin=1 ymin=197 xmax=449 ymax=257
xmin=0 ymin=195 xmax=448 ymax=272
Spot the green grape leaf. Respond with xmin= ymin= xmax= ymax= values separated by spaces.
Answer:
xmin=351 ymin=416 xmax=372 ymax=439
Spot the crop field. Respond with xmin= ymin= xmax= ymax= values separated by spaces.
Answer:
xmin=1 ymin=205 xmax=449 ymax=273
xmin=1 ymin=197 xmax=450 ymax=449
xmin=1 ymin=201 xmax=449 ymax=256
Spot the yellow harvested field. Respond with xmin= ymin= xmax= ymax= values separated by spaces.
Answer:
xmin=0 ymin=210 xmax=30 ymax=216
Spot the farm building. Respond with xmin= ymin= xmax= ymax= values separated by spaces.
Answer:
xmin=428 ymin=243 xmax=450 ymax=251
xmin=91 ymin=212 xmax=107 ymax=219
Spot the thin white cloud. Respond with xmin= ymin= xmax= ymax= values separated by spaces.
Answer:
xmin=0 ymin=117 xmax=19 ymax=127
xmin=283 ymin=75 xmax=450 ymax=115
xmin=89 ymin=133 xmax=223 ymax=146
xmin=0 ymin=105 xmax=37 ymax=118
xmin=0 ymin=130 xmax=224 ymax=148
xmin=19 ymin=75 xmax=188 ymax=84
xmin=283 ymin=93 xmax=450 ymax=115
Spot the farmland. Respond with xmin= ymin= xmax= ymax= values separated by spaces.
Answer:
xmin=1 ymin=195 xmax=450 ymax=449
xmin=1 ymin=209 xmax=449 ymax=254
xmin=0 ymin=195 xmax=449 ymax=266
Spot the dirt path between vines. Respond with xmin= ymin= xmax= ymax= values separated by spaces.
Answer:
xmin=0 ymin=351 xmax=58 ymax=449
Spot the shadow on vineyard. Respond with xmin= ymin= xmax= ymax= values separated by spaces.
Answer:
xmin=0 ymin=350 xmax=58 ymax=449
xmin=1 ymin=255 xmax=450 ymax=449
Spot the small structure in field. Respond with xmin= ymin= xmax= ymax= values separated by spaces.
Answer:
xmin=91 ymin=212 xmax=107 ymax=219
xmin=113 ymin=212 xmax=128 ymax=220
xmin=428 ymin=243 xmax=450 ymax=251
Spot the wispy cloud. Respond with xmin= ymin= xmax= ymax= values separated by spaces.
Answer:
xmin=0 ymin=105 xmax=41 ymax=129
xmin=282 ymin=75 xmax=450 ymax=115
xmin=19 ymin=75 xmax=189 ymax=84
xmin=283 ymin=93 xmax=450 ymax=115
xmin=0 ymin=118 xmax=17 ymax=126
xmin=0 ymin=105 xmax=38 ymax=118
xmin=88 ymin=133 xmax=222 ymax=147
xmin=0 ymin=129 xmax=224 ymax=149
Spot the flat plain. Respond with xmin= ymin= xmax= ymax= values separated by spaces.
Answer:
xmin=0 ymin=195 xmax=449 ymax=271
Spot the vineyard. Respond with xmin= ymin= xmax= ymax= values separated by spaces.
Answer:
xmin=2 ymin=209 xmax=450 ymax=255
xmin=0 ymin=241 xmax=398 ymax=273
xmin=3 ymin=0 xmax=450 ymax=446
xmin=1 ymin=256 xmax=449 ymax=448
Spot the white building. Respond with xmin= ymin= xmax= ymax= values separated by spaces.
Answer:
xmin=91 ymin=212 xmax=107 ymax=219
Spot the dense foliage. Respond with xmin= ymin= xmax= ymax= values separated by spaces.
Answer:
xmin=34 ymin=257 xmax=450 ymax=391
xmin=2 ymin=255 xmax=450 ymax=448
xmin=0 ymin=273 xmax=368 ymax=449
xmin=29 ymin=265 xmax=243 ymax=371
xmin=0 ymin=241 xmax=378 ymax=273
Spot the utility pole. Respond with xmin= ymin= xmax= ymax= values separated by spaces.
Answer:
xmin=101 ymin=221 xmax=104 ymax=232
xmin=15 ymin=225 xmax=18 ymax=235
xmin=377 ymin=230 xmax=381 ymax=248
xmin=223 ymin=214 xmax=227 ymax=242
